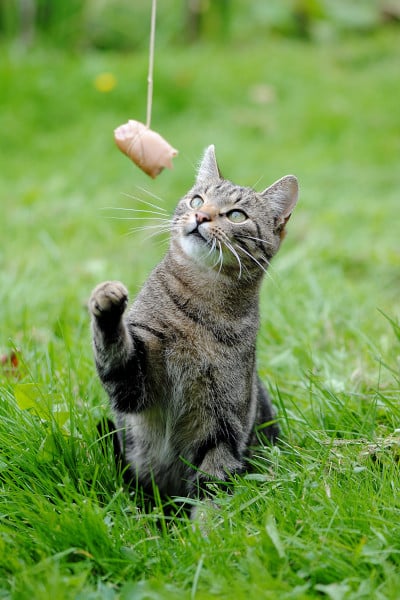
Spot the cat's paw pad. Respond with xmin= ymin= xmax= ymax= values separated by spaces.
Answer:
xmin=89 ymin=281 xmax=128 ymax=320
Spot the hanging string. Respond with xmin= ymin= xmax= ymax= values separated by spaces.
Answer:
xmin=146 ymin=0 xmax=157 ymax=128
xmin=114 ymin=0 xmax=178 ymax=178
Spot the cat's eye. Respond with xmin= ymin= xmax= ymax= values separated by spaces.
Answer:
xmin=189 ymin=195 xmax=204 ymax=209
xmin=226 ymin=210 xmax=247 ymax=223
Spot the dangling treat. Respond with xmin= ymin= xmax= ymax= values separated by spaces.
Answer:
xmin=114 ymin=119 xmax=178 ymax=179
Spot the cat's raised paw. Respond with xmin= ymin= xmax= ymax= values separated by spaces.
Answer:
xmin=89 ymin=281 xmax=128 ymax=320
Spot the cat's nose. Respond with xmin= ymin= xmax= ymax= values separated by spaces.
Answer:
xmin=195 ymin=211 xmax=211 ymax=224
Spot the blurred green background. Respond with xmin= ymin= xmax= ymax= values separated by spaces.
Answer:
xmin=1 ymin=0 xmax=398 ymax=49
xmin=1 ymin=0 xmax=399 ymax=367
xmin=1 ymin=2 xmax=400 ymax=598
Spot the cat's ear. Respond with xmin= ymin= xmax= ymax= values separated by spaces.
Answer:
xmin=196 ymin=145 xmax=222 ymax=185
xmin=261 ymin=175 xmax=298 ymax=229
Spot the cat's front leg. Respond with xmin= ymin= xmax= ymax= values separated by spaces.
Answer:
xmin=89 ymin=281 xmax=142 ymax=412
xmin=89 ymin=280 xmax=130 ymax=352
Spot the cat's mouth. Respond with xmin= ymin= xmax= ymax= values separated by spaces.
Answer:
xmin=187 ymin=224 xmax=207 ymax=242
xmin=179 ymin=221 xmax=216 ymax=264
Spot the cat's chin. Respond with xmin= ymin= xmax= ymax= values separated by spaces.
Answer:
xmin=176 ymin=235 xmax=243 ymax=279
xmin=177 ymin=235 xmax=218 ymax=269
xmin=179 ymin=234 xmax=209 ymax=258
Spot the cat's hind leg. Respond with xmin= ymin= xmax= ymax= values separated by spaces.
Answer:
xmin=187 ymin=438 xmax=245 ymax=520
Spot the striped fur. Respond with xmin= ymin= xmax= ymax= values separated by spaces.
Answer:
xmin=89 ymin=145 xmax=298 ymax=511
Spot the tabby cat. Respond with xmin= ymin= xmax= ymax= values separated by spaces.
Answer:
xmin=89 ymin=145 xmax=298 ymax=514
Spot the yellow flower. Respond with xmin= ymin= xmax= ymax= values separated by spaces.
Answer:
xmin=94 ymin=72 xmax=117 ymax=93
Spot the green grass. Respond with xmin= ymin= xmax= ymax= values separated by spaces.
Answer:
xmin=1 ymin=26 xmax=400 ymax=599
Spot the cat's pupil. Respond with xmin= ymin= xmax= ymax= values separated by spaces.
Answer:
xmin=190 ymin=195 xmax=204 ymax=209
xmin=227 ymin=210 xmax=247 ymax=223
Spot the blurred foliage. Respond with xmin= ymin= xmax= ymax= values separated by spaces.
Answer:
xmin=0 ymin=0 xmax=398 ymax=51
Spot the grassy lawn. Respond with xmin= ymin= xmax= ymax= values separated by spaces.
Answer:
xmin=1 ymin=25 xmax=400 ymax=599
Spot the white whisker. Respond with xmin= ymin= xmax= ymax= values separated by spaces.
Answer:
xmin=205 ymin=238 xmax=217 ymax=259
xmin=126 ymin=226 xmax=171 ymax=242
xmin=235 ymin=243 xmax=276 ymax=284
xmin=252 ymin=174 xmax=265 ymax=189
xmin=216 ymin=241 xmax=224 ymax=275
xmin=128 ymin=231 xmax=170 ymax=245
xmin=102 ymin=206 xmax=168 ymax=217
xmin=236 ymin=235 xmax=275 ymax=271
xmin=107 ymin=212 xmax=170 ymax=220
xmin=219 ymin=233 xmax=243 ymax=279
xmin=237 ymin=234 xmax=272 ymax=247
xmin=128 ymin=224 xmax=171 ymax=233
xmin=235 ymin=235 xmax=275 ymax=276
xmin=149 ymin=235 xmax=170 ymax=249
xmin=112 ymin=217 xmax=171 ymax=222
xmin=235 ymin=243 xmax=267 ymax=275
xmin=121 ymin=193 xmax=169 ymax=214
xmin=136 ymin=186 xmax=165 ymax=203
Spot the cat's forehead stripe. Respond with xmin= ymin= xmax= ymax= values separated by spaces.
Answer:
xmin=202 ymin=180 xmax=250 ymax=207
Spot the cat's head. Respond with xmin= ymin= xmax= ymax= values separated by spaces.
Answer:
xmin=172 ymin=145 xmax=298 ymax=280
